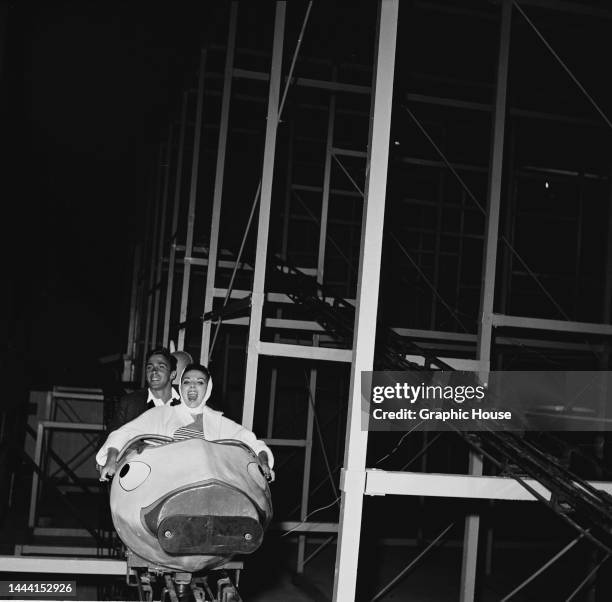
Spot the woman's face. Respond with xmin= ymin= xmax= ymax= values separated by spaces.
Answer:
xmin=181 ymin=369 xmax=209 ymax=408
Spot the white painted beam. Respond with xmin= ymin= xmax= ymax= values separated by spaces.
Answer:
xmin=257 ymin=342 xmax=352 ymax=363
xmin=364 ymin=470 xmax=612 ymax=500
xmin=277 ymin=522 xmax=339 ymax=533
xmin=492 ymin=313 xmax=612 ymax=336
xmin=0 ymin=556 xmax=126 ymax=575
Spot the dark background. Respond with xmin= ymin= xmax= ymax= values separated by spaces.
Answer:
xmin=3 ymin=1 xmax=219 ymax=387
xmin=2 ymin=4 xmax=612 ymax=600
xmin=3 ymin=0 xmax=612 ymax=387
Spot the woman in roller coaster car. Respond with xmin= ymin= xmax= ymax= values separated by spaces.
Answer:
xmin=96 ymin=363 xmax=274 ymax=482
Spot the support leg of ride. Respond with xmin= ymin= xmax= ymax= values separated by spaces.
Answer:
xmin=136 ymin=570 xmax=153 ymax=602
xmin=164 ymin=574 xmax=179 ymax=602
xmin=190 ymin=581 xmax=206 ymax=602
xmin=217 ymin=573 xmax=242 ymax=602
xmin=199 ymin=576 xmax=215 ymax=601
xmin=175 ymin=573 xmax=197 ymax=602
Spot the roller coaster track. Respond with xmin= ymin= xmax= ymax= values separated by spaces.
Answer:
xmin=269 ymin=256 xmax=612 ymax=553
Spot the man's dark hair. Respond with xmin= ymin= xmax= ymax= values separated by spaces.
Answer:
xmin=146 ymin=347 xmax=177 ymax=372
xmin=181 ymin=363 xmax=211 ymax=381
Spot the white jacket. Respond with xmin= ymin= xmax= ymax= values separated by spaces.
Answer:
xmin=96 ymin=403 xmax=273 ymax=468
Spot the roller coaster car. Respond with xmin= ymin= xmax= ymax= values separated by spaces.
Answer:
xmin=111 ymin=435 xmax=273 ymax=575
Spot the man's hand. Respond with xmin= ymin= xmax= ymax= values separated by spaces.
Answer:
xmin=258 ymin=451 xmax=275 ymax=483
xmin=98 ymin=448 xmax=119 ymax=482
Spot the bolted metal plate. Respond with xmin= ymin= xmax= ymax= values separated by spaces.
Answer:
xmin=158 ymin=515 xmax=263 ymax=555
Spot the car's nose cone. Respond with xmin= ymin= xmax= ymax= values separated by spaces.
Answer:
xmin=143 ymin=482 xmax=264 ymax=556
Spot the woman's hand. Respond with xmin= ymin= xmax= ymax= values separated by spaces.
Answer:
xmin=98 ymin=448 xmax=119 ymax=481
xmin=258 ymin=451 xmax=275 ymax=483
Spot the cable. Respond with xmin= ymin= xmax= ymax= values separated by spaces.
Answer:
xmin=499 ymin=532 xmax=587 ymax=601
xmin=565 ymin=552 xmax=611 ymax=601
xmin=207 ymin=3 xmax=314 ymax=359
xmin=303 ymin=369 xmax=340 ymax=503
xmin=330 ymin=152 xmax=476 ymax=335
xmin=399 ymin=433 xmax=442 ymax=471
xmin=390 ymin=232 xmax=472 ymax=334
xmin=330 ymin=152 xmax=473 ymax=334
xmin=331 ymin=113 xmax=603 ymax=366
xmin=403 ymin=105 xmax=570 ymax=321
xmin=280 ymin=496 xmax=341 ymax=538
xmin=209 ymin=182 xmax=261 ymax=358
xmin=373 ymin=421 xmax=425 ymax=467
xmin=282 ymin=419 xmax=434 ymax=537
xmin=278 ymin=3 xmax=314 ymax=119
xmin=370 ymin=521 xmax=456 ymax=602
xmin=514 ymin=1 xmax=612 ymax=132
xmin=402 ymin=104 xmax=604 ymax=364
xmin=331 ymin=152 xmax=365 ymax=197
xmin=291 ymin=189 xmax=357 ymax=276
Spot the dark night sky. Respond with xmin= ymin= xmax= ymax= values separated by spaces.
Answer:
xmin=4 ymin=1 xmax=612 ymax=389
xmin=5 ymin=2 xmax=219 ymax=386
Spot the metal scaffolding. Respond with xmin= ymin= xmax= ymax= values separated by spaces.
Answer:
xmin=122 ymin=2 xmax=361 ymax=580
xmin=4 ymin=1 xmax=612 ymax=600
xmin=117 ymin=1 xmax=612 ymax=599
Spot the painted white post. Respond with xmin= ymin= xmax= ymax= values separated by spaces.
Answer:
xmin=461 ymin=1 xmax=511 ymax=600
xmin=162 ymin=91 xmax=189 ymax=347
xmin=332 ymin=2 xmax=399 ymax=600
xmin=124 ymin=244 xmax=141 ymax=381
xmin=141 ymin=145 xmax=164 ymax=382
xmin=177 ymin=50 xmax=207 ymax=351
xmin=242 ymin=2 xmax=286 ymax=430
xmin=200 ymin=2 xmax=238 ymax=364
xmin=298 ymin=80 xmax=338 ymax=571
xmin=151 ymin=126 xmax=174 ymax=347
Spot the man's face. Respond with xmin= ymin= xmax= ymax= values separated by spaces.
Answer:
xmin=145 ymin=354 xmax=175 ymax=392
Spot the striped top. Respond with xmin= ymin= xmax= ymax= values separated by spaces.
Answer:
xmin=173 ymin=413 xmax=206 ymax=441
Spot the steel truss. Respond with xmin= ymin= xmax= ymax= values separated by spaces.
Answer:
xmin=122 ymin=1 xmax=612 ymax=600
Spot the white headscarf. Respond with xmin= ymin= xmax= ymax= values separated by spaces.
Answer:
xmin=179 ymin=365 xmax=213 ymax=416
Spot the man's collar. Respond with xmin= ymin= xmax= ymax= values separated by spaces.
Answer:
xmin=147 ymin=387 xmax=180 ymax=407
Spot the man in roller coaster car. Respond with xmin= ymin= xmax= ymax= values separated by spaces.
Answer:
xmin=96 ymin=363 xmax=274 ymax=482
xmin=110 ymin=347 xmax=182 ymax=430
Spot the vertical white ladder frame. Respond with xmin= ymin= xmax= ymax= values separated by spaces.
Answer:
xmin=200 ymin=2 xmax=238 ymax=364
xmin=241 ymin=2 xmax=286 ymax=431
xmin=141 ymin=144 xmax=165 ymax=383
xmin=150 ymin=126 xmax=174 ymax=348
xmin=460 ymin=1 xmax=511 ymax=600
xmin=177 ymin=49 xmax=207 ymax=351
xmin=124 ymin=244 xmax=141 ymax=381
xmin=297 ymin=71 xmax=338 ymax=574
xmin=162 ymin=91 xmax=189 ymax=347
